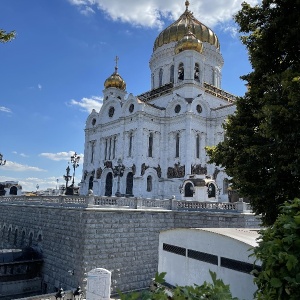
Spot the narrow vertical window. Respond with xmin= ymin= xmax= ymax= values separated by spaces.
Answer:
xmin=194 ymin=63 xmax=200 ymax=81
xmin=196 ymin=134 xmax=200 ymax=158
xmin=212 ymin=67 xmax=215 ymax=85
xmin=148 ymin=132 xmax=153 ymax=157
xmin=105 ymin=139 xmax=108 ymax=160
xmin=129 ymin=132 xmax=133 ymax=157
xmin=147 ymin=175 xmax=152 ymax=192
xmin=159 ymin=68 xmax=163 ymax=87
xmin=178 ymin=63 xmax=184 ymax=80
xmin=113 ymin=136 xmax=116 ymax=159
xmin=176 ymin=133 xmax=180 ymax=158
xmin=108 ymin=138 xmax=112 ymax=160
xmin=170 ymin=65 xmax=174 ymax=83
xmin=91 ymin=141 xmax=95 ymax=163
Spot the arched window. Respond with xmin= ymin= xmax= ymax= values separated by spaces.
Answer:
xmin=178 ymin=63 xmax=184 ymax=80
xmin=10 ymin=186 xmax=17 ymax=195
xmin=196 ymin=134 xmax=200 ymax=159
xmin=147 ymin=176 xmax=152 ymax=192
xmin=126 ymin=172 xmax=134 ymax=196
xmin=175 ymin=133 xmax=180 ymax=158
xmin=208 ymin=183 xmax=216 ymax=198
xmin=148 ymin=132 xmax=153 ymax=157
xmin=89 ymin=176 xmax=94 ymax=190
xmin=184 ymin=182 xmax=194 ymax=197
xmin=159 ymin=68 xmax=163 ymax=87
xmin=90 ymin=141 xmax=95 ymax=163
xmin=170 ymin=65 xmax=174 ymax=83
xmin=113 ymin=136 xmax=116 ymax=159
xmin=194 ymin=63 xmax=200 ymax=81
xmin=105 ymin=172 xmax=113 ymax=196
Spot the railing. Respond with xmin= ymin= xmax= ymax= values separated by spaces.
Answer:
xmin=0 ymin=195 xmax=252 ymax=213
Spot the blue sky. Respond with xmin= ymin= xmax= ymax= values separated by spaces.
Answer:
xmin=0 ymin=0 xmax=258 ymax=192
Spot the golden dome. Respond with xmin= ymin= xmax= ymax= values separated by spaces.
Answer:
xmin=175 ymin=27 xmax=203 ymax=54
xmin=104 ymin=57 xmax=126 ymax=90
xmin=153 ymin=1 xmax=219 ymax=51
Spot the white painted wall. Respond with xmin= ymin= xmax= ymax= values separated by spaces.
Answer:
xmin=158 ymin=228 xmax=260 ymax=300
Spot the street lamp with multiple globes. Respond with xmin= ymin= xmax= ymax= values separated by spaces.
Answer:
xmin=70 ymin=152 xmax=81 ymax=187
xmin=0 ymin=153 xmax=6 ymax=166
xmin=113 ymin=158 xmax=125 ymax=197
xmin=63 ymin=165 xmax=72 ymax=194
xmin=73 ymin=286 xmax=84 ymax=300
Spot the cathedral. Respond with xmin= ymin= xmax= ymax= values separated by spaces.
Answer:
xmin=80 ymin=1 xmax=236 ymax=201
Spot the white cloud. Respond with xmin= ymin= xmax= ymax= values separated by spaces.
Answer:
xmin=69 ymin=96 xmax=103 ymax=113
xmin=38 ymin=84 xmax=42 ymax=90
xmin=66 ymin=0 xmax=260 ymax=29
xmin=1 ymin=161 xmax=46 ymax=172
xmin=12 ymin=151 xmax=29 ymax=157
xmin=0 ymin=106 xmax=12 ymax=113
xmin=39 ymin=151 xmax=84 ymax=162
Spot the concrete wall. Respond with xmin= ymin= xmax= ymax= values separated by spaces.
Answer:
xmin=0 ymin=203 xmax=260 ymax=294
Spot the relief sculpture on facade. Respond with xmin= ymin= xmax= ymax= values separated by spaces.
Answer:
xmin=167 ymin=163 xmax=185 ymax=178
xmin=104 ymin=161 xmax=112 ymax=169
xmin=141 ymin=163 xmax=149 ymax=176
xmin=191 ymin=164 xmax=207 ymax=175
xmin=132 ymin=164 xmax=136 ymax=175
xmin=154 ymin=164 xmax=162 ymax=178
xmin=213 ymin=167 xmax=220 ymax=179
xmin=96 ymin=167 xmax=103 ymax=179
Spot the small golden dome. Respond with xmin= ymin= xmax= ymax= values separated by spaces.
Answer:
xmin=153 ymin=1 xmax=219 ymax=51
xmin=104 ymin=56 xmax=126 ymax=90
xmin=175 ymin=27 xmax=203 ymax=54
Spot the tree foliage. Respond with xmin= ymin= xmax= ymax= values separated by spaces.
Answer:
xmin=207 ymin=0 xmax=300 ymax=225
xmin=0 ymin=29 xmax=16 ymax=43
xmin=118 ymin=271 xmax=237 ymax=300
xmin=253 ymin=198 xmax=300 ymax=299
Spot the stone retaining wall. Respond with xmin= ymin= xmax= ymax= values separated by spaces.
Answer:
xmin=0 ymin=203 xmax=260 ymax=293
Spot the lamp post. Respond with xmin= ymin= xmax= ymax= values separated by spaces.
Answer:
xmin=36 ymin=184 xmax=39 ymax=194
xmin=63 ymin=166 xmax=72 ymax=192
xmin=70 ymin=152 xmax=81 ymax=187
xmin=0 ymin=153 xmax=6 ymax=166
xmin=113 ymin=158 xmax=125 ymax=197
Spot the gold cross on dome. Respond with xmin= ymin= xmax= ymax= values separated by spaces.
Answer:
xmin=185 ymin=1 xmax=190 ymax=10
xmin=114 ymin=55 xmax=119 ymax=70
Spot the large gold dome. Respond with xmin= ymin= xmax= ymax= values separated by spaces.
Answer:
xmin=153 ymin=1 xmax=219 ymax=52
xmin=104 ymin=66 xmax=126 ymax=91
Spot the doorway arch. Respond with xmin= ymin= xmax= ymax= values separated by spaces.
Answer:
xmin=105 ymin=172 xmax=113 ymax=196
xmin=126 ymin=172 xmax=133 ymax=196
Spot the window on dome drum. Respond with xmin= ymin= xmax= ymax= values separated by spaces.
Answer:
xmin=108 ymin=106 xmax=115 ymax=117
xmin=129 ymin=132 xmax=133 ymax=157
xmin=178 ymin=63 xmax=184 ymax=80
xmin=223 ymin=178 xmax=229 ymax=194
xmin=194 ymin=63 xmax=200 ymax=82
xmin=148 ymin=132 xmax=153 ymax=157
xmin=159 ymin=68 xmax=163 ymax=87
xmin=147 ymin=175 xmax=152 ymax=192
xmin=196 ymin=134 xmax=200 ymax=159
xmin=170 ymin=65 xmax=174 ymax=83
xmin=176 ymin=132 xmax=180 ymax=158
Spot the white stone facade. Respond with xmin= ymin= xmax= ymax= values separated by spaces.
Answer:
xmin=80 ymin=5 xmax=236 ymax=200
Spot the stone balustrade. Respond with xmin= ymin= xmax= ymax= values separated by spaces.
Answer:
xmin=0 ymin=195 xmax=252 ymax=213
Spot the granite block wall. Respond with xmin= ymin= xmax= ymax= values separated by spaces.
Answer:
xmin=0 ymin=203 xmax=260 ymax=293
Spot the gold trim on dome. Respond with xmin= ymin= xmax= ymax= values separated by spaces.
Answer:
xmin=153 ymin=2 xmax=219 ymax=51
xmin=104 ymin=56 xmax=126 ymax=90
xmin=175 ymin=26 xmax=203 ymax=54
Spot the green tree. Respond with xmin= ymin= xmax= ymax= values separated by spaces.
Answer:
xmin=253 ymin=198 xmax=300 ymax=299
xmin=207 ymin=0 xmax=300 ymax=225
xmin=0 ymin=29 xmax=16 ymax=43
